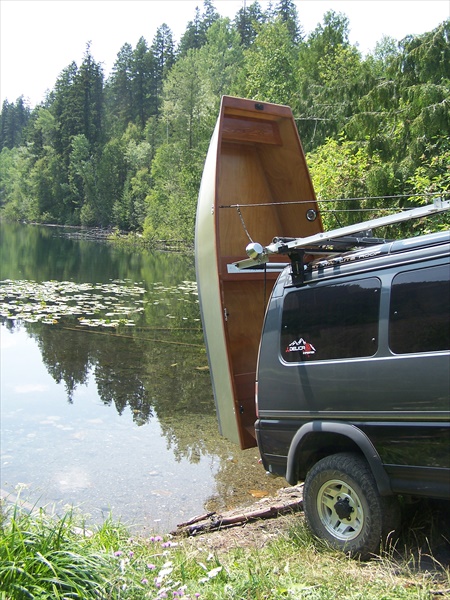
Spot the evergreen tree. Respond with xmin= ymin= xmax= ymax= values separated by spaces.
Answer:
xmin=151 ymin=24 xmax=175 ymax=115
xmin=0 ymin=97 xmax=31 ymax=150
xmin=347 ymin=21 xmax=450 ymax=185
xmin=274 ymin=0 xmax=301 ymax=43
xmin=178 ymin=1 xmax=220 ymax=56
xmin=106 ymin=43 xmax=135 ymax=133
xmin=234 ymin=0 xmax=265 ymax=48
xmin=178 ymin=6 xmax=204 ymax=56
xmin=77 ymin=44 xmax=104 ymax=147
xmin=201 ymin=0 xmax=220 ymax=33
xmin=51 ymin=48 xmax=104 ymax=164
xmin=51 ymin=61 xmax=81 ymax=164
xmin=0 ymin=11 xmax=447 ymax=237
xmin=132 ymin=37 xmax=156 ymax=129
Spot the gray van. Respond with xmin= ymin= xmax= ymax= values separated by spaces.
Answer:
xmin=254 ymin=229 xmax=450 ymax=558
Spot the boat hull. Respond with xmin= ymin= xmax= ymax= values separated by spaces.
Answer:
xmin=195 ymin=96 xmax=322 ymax=448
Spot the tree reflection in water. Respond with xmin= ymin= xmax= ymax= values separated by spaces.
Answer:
xmin=1 ymin=222 xmax=282 ymax=526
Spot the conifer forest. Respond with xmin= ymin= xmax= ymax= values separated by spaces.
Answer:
xmin=1 ymin=0 xmax=449 ymax=242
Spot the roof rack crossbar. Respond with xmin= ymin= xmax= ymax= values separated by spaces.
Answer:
xmin=233 ymin=198 xmax=449 ymax=270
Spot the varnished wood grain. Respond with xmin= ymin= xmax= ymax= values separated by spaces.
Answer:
xmin=196 ymin=96 xmax=323 ymax=449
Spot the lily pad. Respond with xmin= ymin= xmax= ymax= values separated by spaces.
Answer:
xmin=0 ymin=279 xmax=147 ymax=329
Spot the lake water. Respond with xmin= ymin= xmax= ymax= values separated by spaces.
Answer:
xmin=0 ymin=222 xmax=280 ymax=534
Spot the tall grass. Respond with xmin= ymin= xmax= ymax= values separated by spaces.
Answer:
xmin=1 ymin=499 xmax=449 ymax=599
xmin=0 ymin=504 xmax=114 ymax=598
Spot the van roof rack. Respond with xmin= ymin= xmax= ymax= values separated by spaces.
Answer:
xmin=233 ymin=198 xmax=450 ymax=280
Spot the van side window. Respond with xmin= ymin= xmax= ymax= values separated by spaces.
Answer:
xmin=389 ymin=264 xmax=450 ymax=354
xmin=281 ymin=278 xmax=381 ymax=362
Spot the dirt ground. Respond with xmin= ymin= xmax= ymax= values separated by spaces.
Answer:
xmin=172 ymin=486 xmax=450 ymax=573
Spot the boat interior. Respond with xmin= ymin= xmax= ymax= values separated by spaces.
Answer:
xmin=216 ymin=97 xmax=322 ymax=448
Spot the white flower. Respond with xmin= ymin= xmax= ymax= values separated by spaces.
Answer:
xmin=200 ymin=565 xmax=223 ymax=583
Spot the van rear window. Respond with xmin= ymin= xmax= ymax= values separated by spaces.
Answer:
xmin=389 ymin=264 xmax=450 ymax=354
xmin=281 ymin=278 xmax=380 ymax=362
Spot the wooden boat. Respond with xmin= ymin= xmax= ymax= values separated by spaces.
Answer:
xmin=195 ymin=96 xmax=323 ymax=449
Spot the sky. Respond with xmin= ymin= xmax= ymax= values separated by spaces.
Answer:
xmin=1 ymin=0 xmax=449 ymax=107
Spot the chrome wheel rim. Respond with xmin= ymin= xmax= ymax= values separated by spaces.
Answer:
xmin=316 ymin=478 xmax=364 ymax=541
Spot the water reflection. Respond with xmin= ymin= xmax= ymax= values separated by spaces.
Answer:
xmin=0 ymin=222 xmax=282 ymax=530
xmin=2 ymin=281 xmax=206 ymax=425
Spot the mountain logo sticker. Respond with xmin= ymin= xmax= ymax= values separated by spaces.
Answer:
xmin=285 ymin=338 xmax=316 ymax=355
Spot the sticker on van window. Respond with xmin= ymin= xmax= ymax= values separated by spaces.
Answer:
xmin=285 ymin=338 xmax=316 ymax=356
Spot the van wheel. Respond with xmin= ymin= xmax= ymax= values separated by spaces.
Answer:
xmin=303 ymin=453 xmax=397 ymax=559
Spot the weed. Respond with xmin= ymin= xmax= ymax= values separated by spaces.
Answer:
xmin=0 ymin=500 xmax=449 ymax=599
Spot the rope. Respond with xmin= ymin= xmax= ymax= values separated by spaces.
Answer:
xmin=134 ymin=327 xmax=202 ymax=332
xmin=59 ymin=326 xmax=205 ymax=348
xmin=236 ymin=206 xmax=254 ymax=243
xmin=219 ymin=191 xmax=448 ymax=209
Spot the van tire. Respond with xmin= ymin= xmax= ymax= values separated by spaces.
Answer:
xmin=303 ymin=452 xmax=396 ymax=559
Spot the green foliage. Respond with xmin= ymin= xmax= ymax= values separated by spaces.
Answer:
xmin=0 ymin=4 xmax=448 ymax=238
xmin=199 ymin=18 xmax=244 ymax=103
xmin=409 ymin=136 xmax=450 ymax=195
xmin=406 ymin=137 xmax=450 ymax=232
xmin=105 ymin=42 xmax=135 ymax=133
xmin=177 ymin=0 xmax=220 ymax=57
xmin=152 ymin=24 xmax=176 ymax=112
xmin=0 ymin=505 xmax=113 ymax=599
xmin=30 ymin=149 xmax=68 ymax=223
xmin=294 ymin=10 xmax=371 ymax=151
xmin=243 ymin=19 xmax=297 ymax=104
xmin=96 ymin=137 xmax=127 ymax=226
xmin=347 ymin=21 xmax=450 ymax=182
xmin=308 ymin=132 xmax=450 ymax=236
xmin=30 ymin=107 xmax=58 ymax=151
xmin=51 ymin=46 xmax=104 ymax=166
xmin=132 ymin=37 xmax=157 ymax=129
xmin=0 ymin=146 xmax=36 ymax=220
xmin=234 ymin=0 xmax=266 ymax=48
xmin=307 ymin=136 xmax=391 ymax=230
xmin=274 ymin=0 xmax=302 ymax=43
xmin=162 ymin=49 xmax=205 ymax=150
xmin=1 ymin=502 xmax=449 ymax=599
xmin=143 ymin=141 xmax=202 ymax=243
xmin=0 ymin=96 xmax=30 ymax=150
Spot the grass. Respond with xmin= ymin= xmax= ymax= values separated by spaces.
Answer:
xmin=0 ymin=499 xmax=449 ymax=600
